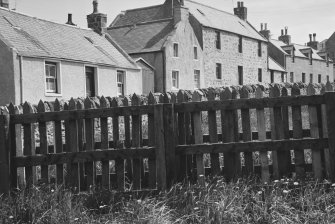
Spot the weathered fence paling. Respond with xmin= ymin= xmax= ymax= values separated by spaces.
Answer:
xmin=2 ymin=83 xmax=335 ymax=194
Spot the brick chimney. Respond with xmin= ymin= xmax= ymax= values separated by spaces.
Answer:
xmin=87 ymin=0 xmax=107 ymax=35
xmin=307 ymin=33 xmax=319 ymax=50
xmin=0 ymin=0 xmax=9 ymax=8
xmin=278 ymin=27 xmax=291 ymax=45
xmin=259 ymin=23 xmax=271 ymax=39
xmin=66 ymin=14 xmax=76 ymax=26
xmin=234 ymin=1 xmax=247 ymax=21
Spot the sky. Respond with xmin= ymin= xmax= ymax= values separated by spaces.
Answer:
xmin=7 ymin=0 xmax=335 ymax=44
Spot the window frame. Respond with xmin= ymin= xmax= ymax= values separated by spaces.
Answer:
xmin=117 ymin=70 xmax=126 ymax=96
xmin=290 ymin=72 xmax=294 ymax=83
xmin=302 ymin=73 xmax=306 ymax=83
xmin=258 ymin=41 xmax=262 ymax=57
xmin=318 ymin=74 xmax=322 ymax=83
xmin=216 ymin=63 xmax=222 ymax=80
xmin=173 ymin=43 xmax=179 ymax=58
xmin=215 ymin=31 xmax=221 ymax=49
xmin=310 ymin=73 xmax=313 ymax=83
xmin=194 ymin=46 xmax=198 ymax=60
xmin=172 ymin=70 xmax=179 ymax=89
xmin=238 ymin=66 xmax=243 ymax=85
xmin=270 ymin=71 xmax=274 ymax=83
xmin=45 ymin=61 xmax=62 ymax=96
xmin=258 ymin=68 xmax=262 ymax=82
xmin=238 ymin=35 xmax=243 ymax=53
xmin=194 ymin=70 xmax=200 ymax=89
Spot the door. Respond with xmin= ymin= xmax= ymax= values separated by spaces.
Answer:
xmin=86 ymin=67 xmax=95 ymax=97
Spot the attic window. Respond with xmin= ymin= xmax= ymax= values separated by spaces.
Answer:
xmin=197 ymin=9 xmax=205 ymax=15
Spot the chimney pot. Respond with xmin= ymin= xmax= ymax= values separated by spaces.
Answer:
xmin=241 ymin=2 xmax=244 ymax=7
xmin=281 ymin=29 xmax=284 ymax=36
xmin=285 ymin=27 xmax=288 ymax=35
xmin=261 ymin=23 xmax=263 ymax=31
xmin=309 ymin=34 xmax=312 ymax=42
xmin=237 ymin=1 xmax=240 ymax=7
xmin=66 ymin=13 xmax=76 ymax=26
xmin=313 ymin=33 xmax=316 ymax=41
xmin=265 ymin=23 xmax=267 ymax=30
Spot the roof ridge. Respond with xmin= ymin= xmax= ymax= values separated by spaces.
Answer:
xmin=185 ymin=0 xmax=235 ymax=17
xmin=0 ymin=7 xmax=91 ymax=31
xmin=108 ymin=18 xmax=173 ymax=30
xmin=123 ymin=4 xmax=163 ymax=13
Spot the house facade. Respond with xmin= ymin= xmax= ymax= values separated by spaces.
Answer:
xmin=260 ymin=26 xmax=333 ymax=83
xmin=108 ymin=0 xmax=269 ymax=92
xmin=0 ymin=3 xmax=142 ymax=106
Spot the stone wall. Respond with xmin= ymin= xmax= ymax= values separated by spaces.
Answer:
xmin=202 ymin=28 xmax=269 ymax=87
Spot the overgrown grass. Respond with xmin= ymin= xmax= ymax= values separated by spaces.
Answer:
xmin=1 ymin=178 xmax=335 ymax=223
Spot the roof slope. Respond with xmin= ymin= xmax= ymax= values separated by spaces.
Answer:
xmin=108 ymin=20 xmax=174 ymax=54
xmin=269 ymin=57 xmax=286 ymax=72
xmin=184 ymin=0 xmax=266 ymax=41
xmin=0 ymin=8 xmax=137 ymax=69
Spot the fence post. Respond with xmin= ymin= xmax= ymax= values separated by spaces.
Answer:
xmin=324 ymin=92 xmax=335 ymax=182
xmin=0 ymin=113 xmax=10 ymax=194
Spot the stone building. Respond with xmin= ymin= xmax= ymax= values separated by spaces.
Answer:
xmin=260 ymin=25 xmax=333 ymax=83
xmin=0 ymin=2 xmax=142 ymax=106
xmin=108 ymin=0 xmax=269 ymax=92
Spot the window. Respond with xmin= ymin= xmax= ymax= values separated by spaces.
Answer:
xmin=215 ymin=31 xmax=221 ymax=49
xmin=270 ymin=71 xmax=274 ymax=83
xmin=318 ymin=74 xmax=322 ymax=83
xmin=172 ymin=70 xmax=179 ymax=88
xmin=117 ymin=70 xmax=125 ymax=96
xmin=238 ymin=66 xmax=243 ymax=85
xmin=302 ymin=73 xmax=306 ymax=83
xmin=173 ymin=43 xmax=179 ymax=57
xmin=238 ymin=35 xmax=243 ymax=53
xmin=86 ymin=66 xmax=96 ymax=97
xmin=45 ymin=62 xmax=58 ymax=93
xmin=327 ymin=75 xmax=330 ymax=82
xmin=281 ymin=72 xmax=287 ymax=82
xmin=194 ymin=46 xmax=198 ymax=60
xmin=310 ymin=74 xmax=313 ymax=83
xmin=194 ymin=70 xmax=200 ymax=89
xmin=258 ymin=41 xmax=262 ymax=57
xmin=290 ymin=72 xmax=294 ymax=83
xmin=258 ymin=68 xmax=262 ymax=82
xmin=216 ymin=63 xmax=222 ymax=79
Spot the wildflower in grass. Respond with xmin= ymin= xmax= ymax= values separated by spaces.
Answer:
xmin=284 ymin=182 xmax=289 ymax=185
xmin=294 ymin=182 xmax=299 ymax=186
xmin=264 ymin=182 xmax=268 ymax=185
xmin=99 ymin=205 xmax=107 ymax=209
xmin=51 ymin=189 xmax=54 ymax=193
xmin=274 ymin=180 xmax=279 ymax=183
xmin=332 ymin=183 xmax=335 ymax=187
xmin=9 ymin=216 xmax=13 ymax=219
xmin=199 ymin=175 xmax=204 ymax=177
xmin=194 ymin=207 xmax=199 ymax=211
xmin=280 ymin=179 xmax=285 ymax=182
xmin=74 ymin=218 xmax=79 ymax=221
xmin=257 ymin=191 xmax=263 ymax=195
xmin=137 ymin=199 xmax=142 ymax=204
xmin=283 ymin=190 xmax=290 ymax=194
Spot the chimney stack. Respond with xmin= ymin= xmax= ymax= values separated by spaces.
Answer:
xmin=234 ymin=1 xmax=247 ymax=21
xmin=66 ymin=14 xmax=76 ymax=26
xmin=307 ymin=33 xmax=319 ymax=50
xmin=0 ymin=0 xmax=9 ymax=8
xmin=173 ymin=2 xmax=189 ymax=25
xmin=87 ymin=0 xmax=107 ymax=35
xmin=278 ymin=27 xmax=291 ymax=45
xmin=259 ymin=22 xmax=271 ymax=39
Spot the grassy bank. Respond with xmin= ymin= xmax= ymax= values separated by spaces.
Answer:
xmin=1 ymin=178 xmax=335 ymax=223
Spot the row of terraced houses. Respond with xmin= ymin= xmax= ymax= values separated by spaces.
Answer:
xmin=0 ymin=0 xmax=333 ymax=105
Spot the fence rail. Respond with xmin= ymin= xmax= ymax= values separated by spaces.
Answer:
xmin=1 ymin=83 xmax=335 ymax=194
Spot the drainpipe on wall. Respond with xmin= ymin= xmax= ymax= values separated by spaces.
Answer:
xmin=162 ymin=47 xmax=166 ymax=93
xmin=19 ymin=55 xmax=23 ymax=104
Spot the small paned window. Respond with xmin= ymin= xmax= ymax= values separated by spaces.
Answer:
xmin=117 ymin=70 xmax=125 ymax=96
xmin=215 ymin=31 xmax=221 ymax=49
xmin=302 ymin=73 xmax=306 ymax=83
xmin=290 ymin=72 xmax=294 ymax=83
xmin=318 ymin=74 xmax=322 ymax=83
xmin=258 ymin=68 xmax=262 ymax=82
xmin=258 ymin=41 xmax=262 ymax=57
xmin=45 ymin=62 xmax=58 ymax=93
xmin=270 ymin=71 xmax=274 ymax=83
xmin=310 ymin=74 xmax=313 ymax=83
xmin=238 ymin=35 xmax=243 ymax=53
xmin=194 ymin=46 xmax=198 ymax=60
xmin=172 ymin=70 xmax=179 ymax=88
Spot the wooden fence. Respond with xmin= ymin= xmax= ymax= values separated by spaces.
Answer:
xmin=1 ymin=83 xmax=335 ymax=194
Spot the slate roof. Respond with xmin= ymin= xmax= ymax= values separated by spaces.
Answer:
xmin=268 ymin=57 xmax=286 ymax=72
xmin=271 ymin=39 xmax=325 ymax=61
xmin=0 ymin=8 xmax=137 ymax=69
xmin=184 ymin=0 xmax=266 ymax=41
xmin=108 ymin=0 xmax=266 ymax=54
xmin=108 ymin=20 xmax=174 ymax=54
